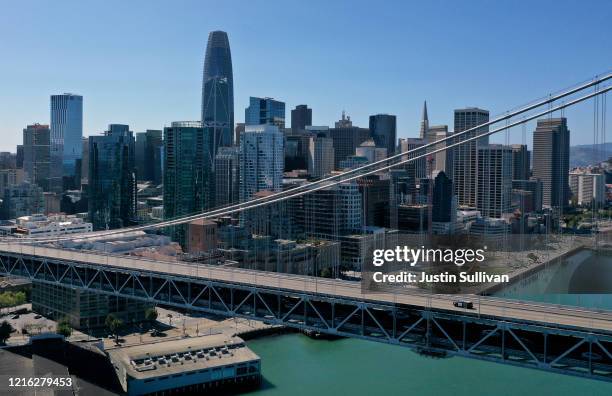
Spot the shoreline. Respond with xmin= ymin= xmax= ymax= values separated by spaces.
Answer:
xmin=480 ymin=242 xmax=588 ymax=295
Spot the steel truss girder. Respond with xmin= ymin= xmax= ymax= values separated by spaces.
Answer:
xmin=2 ymin=252 xmax=612 ymax=382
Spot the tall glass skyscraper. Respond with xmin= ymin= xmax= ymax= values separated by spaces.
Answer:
xmin=50 ymin=93 xmax=83 ymax=191
xmin=135 ymin=129 xmax=163 ymax=184
xmin=163 ymin=121 xmax=214 ymax=245
xmin=245 ymin=97 xmax=286 ymax=129
xmin=88 ymin=124 xmax=136 ymax=230
xmin=201 ymin=31 xmax=234 ymax=156
xmin=369 ymin=114 xmax=396 ymax=156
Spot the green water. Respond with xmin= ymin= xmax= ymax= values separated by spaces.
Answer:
xmin=246 ymin=334 xmax=612 ymax=396
xmin=243 ymin=249 xmax=612 ymax=395
xmin=494 ymin=249 xmax=612 ymax=309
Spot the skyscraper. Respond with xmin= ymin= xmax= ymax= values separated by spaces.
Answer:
xmin=135 ymin=130 xmax=163 ymax=184
xmin=511 ymin=144 xmax=530 ymax=180
xmin=417 ymin=102 xmax=452 ymax=178
xmin=428 ymin=125 xmax=453 ymax=179
xmin=22 ymin=123 xmax=51 ymax=191
xmin=202 ymin=31 xmax=234 ymax=155
xmin=453 ymin=107 xmax=489 ymax=207
xmin=146 ymin=130 xmax=163 ymax=185
xmin=240 ymin=124 xmax=284 ymax=202
xmin=284 ymin=134 xmax=311 ymax=171
xmin=164 ymin=122 xmax=213 ymax=212
xmin=432 ymin=171 xmax=454 ymax=223
xmin=16 ymin=145 xmax=23 ymax=169
xmin=291 ymin=105 xmax=312 ymax=133
xmin=164 ymin=121 xmax=214 ymax=244
xmin=419 ymin=101 xmax=429 ymax=139
xmin=88 ymin=124 xmax=136 ymax=230
xmin=532 ymin=118 xmax=570 ymax=208
xmin=357 ymin=175 xmax=389 ymax=227
xmin=477 ymin=145 xmax=512 ymax=218
xmin=245 ymin=97 xmax=286 ymax=129
xmin=369 ymin=114 xmax=396 ymax=156
xmin=300 ymin=182 xmax=362 ymax=237
xmin=308 ymin=134 xmax=334 ymax=178
xmin=50 ymin=93 xmax=83 ymax=191
xmin=430 ymin=170 xmax=457 ymax=235
xmin=387 ymin=169 xmax=413 ymax=229
xmin=326 ymin=113 xmax=370 ymax=168
xmin=135 ymin=132 xmax=147 ymax=180
xmin=80 ymin=138 xmax=89 ymax=186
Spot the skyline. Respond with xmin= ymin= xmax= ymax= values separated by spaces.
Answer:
xmin=1 ymin=0 xmax=612 ymax=152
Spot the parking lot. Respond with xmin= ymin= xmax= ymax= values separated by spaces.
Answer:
xmin=0 ymin=310 xmax=58 ymax=345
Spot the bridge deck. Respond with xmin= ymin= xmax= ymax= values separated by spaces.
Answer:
xmin=1 ymin=243 xmax=611 ymax=333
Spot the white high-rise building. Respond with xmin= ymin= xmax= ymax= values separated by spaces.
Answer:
xmin=50 ymin=93 xmax=83 ymax=191
xmin=569 ymin=169 xmax=605 ymax=206
xmin=453 ymin=107 xmax=489 ymax=208
xmin=239 ymin=124 xmax=284 ymax=201
xmin=477 ymin=145 xmax=512 ymax=218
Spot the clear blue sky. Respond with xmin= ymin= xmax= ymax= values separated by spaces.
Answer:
xmin=1 ymin=0 xmax=610 ymax=152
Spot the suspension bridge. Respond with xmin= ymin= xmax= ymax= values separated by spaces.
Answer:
xmin=0 ymin=73 xmax=611 ymax=381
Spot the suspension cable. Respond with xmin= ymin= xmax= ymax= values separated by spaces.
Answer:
xmin=9 ymin=84 xmax=612 ymax=244
xmin=64 ymin=73 xmax=612 ymax=237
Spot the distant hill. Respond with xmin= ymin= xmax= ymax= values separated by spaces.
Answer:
xmin=570 ymin=143 xmax=612 ymax=167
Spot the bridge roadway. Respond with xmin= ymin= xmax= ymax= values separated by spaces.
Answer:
xmin=1 ymin=242 xmax=611 ymax=334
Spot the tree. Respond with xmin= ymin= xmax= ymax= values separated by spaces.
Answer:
xmin=145 ymin=307 xmax=158 ymax=323
xmin=0 ymin=321 xmax=13 ymax=344
xmin=56 ymin=318 xmax=73 ymax=338
xmin=0 ymin=291 xmax=27 ymax=310
xmin=319 ymin=267 xmax=332 ymax=278
xmin=105 ymin=314 xmax=123 ymax=343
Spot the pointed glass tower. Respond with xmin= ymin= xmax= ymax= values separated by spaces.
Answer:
xmin=201 ymin=31 xmax=234 ymax=159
